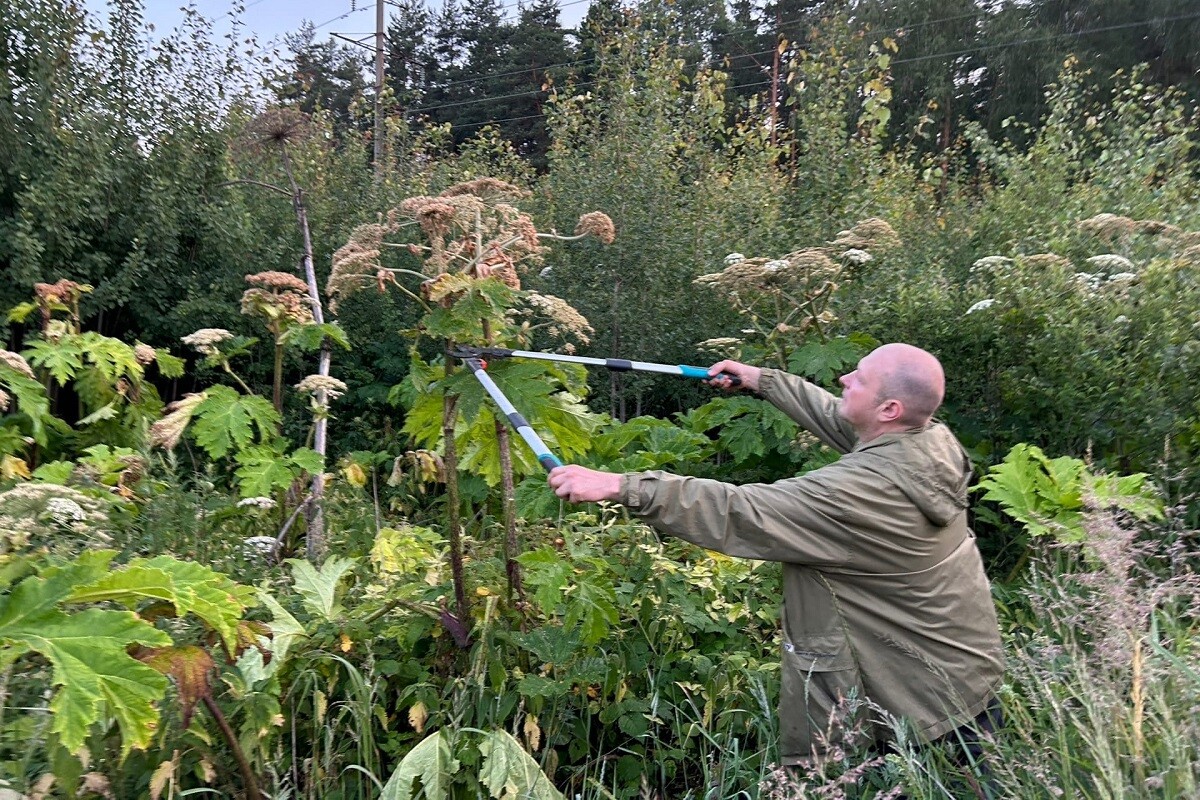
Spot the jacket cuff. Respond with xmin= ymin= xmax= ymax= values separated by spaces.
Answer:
xmin=619 ymin=473 xmax=650 ymax=510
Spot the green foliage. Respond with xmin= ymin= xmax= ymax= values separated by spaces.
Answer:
xmin=192 ymin=385 xmax=280 ymax=460
xmin=975 ymin=443 xmax=1164 ymax=545
xmin=400 ymin=357 xmax=598 ymax=485
xmin=0 ymin=549 xmax=253 ymax=758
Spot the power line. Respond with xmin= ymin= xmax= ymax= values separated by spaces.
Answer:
xmin=417 ymin=9 xmax=1195 ymax=135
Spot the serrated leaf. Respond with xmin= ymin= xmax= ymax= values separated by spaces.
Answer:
xmin=32 ymin=460 xmax=74 ymax=484
xmin=256 ymin=590 xmax=307 ymax=666
xmin=380 ymin=730 xmax=460 ymax=800
xmin=787 ymin=338 xmax=862 ymax=386
xmin=0 ymin=572 xmax=170 ymax=755
xmin=0 ymin=364 xmax=53 ymax=444
xmin=135 ymin=557 xmax=248 ymax=652
xmin=192 ymin=385 xmax=280 ymax=459
xmin=6 ymin=301 xmax=38 ymax=323
xmin=282 ymin=322 xmax=352 ymax=352
xmin=135 ymin=645 xmax=215 ymax=728
xmin=23 ymin=336 xmax=86 ymax=385
xmin=289 ymin=447 xmax=324 ymax=475
xmin=234 ymin=446 xmax=297 ymax=498
xmin=515 ymin=548 xmax=573 ymax=614
xmin=154 ymin=350 xmax=186 ymax=378
xmin=478 ymin=729 xmax=564 ymax=800
xmin=564 ymin=578 xmax=618 ymax=646
xmin=78 ymin=331 xmax=143 ymax=383
xmin=287 ymin=556 xmax=357 ymax=622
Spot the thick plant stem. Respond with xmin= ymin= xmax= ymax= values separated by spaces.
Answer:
xmin=272 ymin=340 xmax=284 ymax=413
xmin=495 ymin=419 xmax=524 ymax=605
xmin=280 ymin=143 xmax=330 ymax=563
xmin=443 ymin=390 xmax=469 ymax=624
xmin=202 ymin=694 xmax=262 ymax=799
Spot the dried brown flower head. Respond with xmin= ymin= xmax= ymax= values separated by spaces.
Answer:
xmin=522 ymin=293 xmax=593 ymax=344
xmin=149 ymin=393 xmax=206 ymax=450
xmin=34 ymin=279 xmax=85 ymax=306
xmin=1022 ymin=253 xmax=1072 ymax=271
xmin=241 ymin=107 xmax=311 ymax=150
xmin=439 ymin=178 xmax=528 ymax=202
xmin=575 ymin=212 xmax=616 ymax=244
xmin=0 ymin=350 xmax=36 ymax=380
xmin=830 ymin=218 xmax=900 ymax=250
xmin=134 ymin=344 xmax=157 ymax=365
xmin=1078 ymin=213 xmax=1137 ymax=243
xmin=241 ymin=271 xmax=314 ymax=329
xmin=0 ymin=389 xmax=9 ymax=413
xmin=246 ymin=271 xmax=310 ymax=293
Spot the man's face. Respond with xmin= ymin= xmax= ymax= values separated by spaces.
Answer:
xmin=837 ymin=353 xmax=884 ymax=430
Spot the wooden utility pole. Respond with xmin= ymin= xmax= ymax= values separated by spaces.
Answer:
xmin=374 ymin=0 xmax=385 ymax=172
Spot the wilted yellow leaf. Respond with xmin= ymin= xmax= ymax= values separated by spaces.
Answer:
xmin=408 ymin=701 xmax=428 ymax=733
xmin=342 ymin=462 xmax=367 ymax=487
xmin=339 ymin=633 xmax=353 ymax=652
xmin=149 ymin=756 xmax=177 ymax=800
xmin=0 ymin=454 xmax=31 ymax=480
xmin=524 ymin=713 xmax=541 ymax=752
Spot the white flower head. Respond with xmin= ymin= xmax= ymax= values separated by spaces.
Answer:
xmin=840 ymin=248 xmax=872 ymax=265
xmin=45 ymin=497 xmax=86 ymax=524
xmin=966 ymin=298 xmax=997 ymax=314
xmin=1114 ymin=315 xmax=1130 ymax=325
xmin=294 ymin=374 xmax=348 ymax=401
xmin=181 ymin=328 xmax=234 ymax=356
xmin=1106 ymin=272 xmax=1138 ymax=285
xmin=243 ymin=536 xmax=279 ymax=557
xmin=1074 ymin=272 xmax=1102 ymax=292
xmin=970 ymin=256 xmax=1013 ymax=275
xmin=538 ymin=266 xmax=553 ymax=278
xmin=237 ymin=496 xmax=277 ymax=510
xmin=724 ymin=253 xmax=745 ymax=266
xmin=1086 ymin=254 xmax=1136 ymax=274
xmin=763 ymin=259 xmax=789 ymax=273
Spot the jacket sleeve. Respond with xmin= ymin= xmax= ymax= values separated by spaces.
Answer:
xmin=619 ymin=469 xmax=868 ymax=566
xmin=758 ymin=369 xmax=858 ymax=454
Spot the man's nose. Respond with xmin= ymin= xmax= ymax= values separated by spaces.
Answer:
xmin=838 ymin=374 xmax=850 ymax=388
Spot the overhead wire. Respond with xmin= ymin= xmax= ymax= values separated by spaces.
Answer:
xmin=437 ymin=9 xmax=1200 ymax=134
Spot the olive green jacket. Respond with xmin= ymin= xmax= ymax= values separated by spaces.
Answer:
xmin=618 ymin=369 xmax=1004 ymax=765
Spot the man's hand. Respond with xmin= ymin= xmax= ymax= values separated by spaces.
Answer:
xmin=548 ymin=465 xmax=622 ymax=503
xmin=707 ymin=360 xmax=763 ymax=392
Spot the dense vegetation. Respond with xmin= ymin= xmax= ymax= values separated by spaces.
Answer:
xmin=2 ymin=0 xmax=1199 ymax=797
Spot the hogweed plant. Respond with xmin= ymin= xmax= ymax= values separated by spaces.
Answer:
xmin=694 ymin=218 xmax=897 ymax=377
xmin=327 ymin=177 xmax=611 ymax=644
xmin=222 ymin=107 xmax=346 ymax=562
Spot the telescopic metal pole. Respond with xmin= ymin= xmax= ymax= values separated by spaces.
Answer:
xmin=451 ymin=346 xmax=741 ymax=385
xmin=458 ymin=357 xmax=563 ymax=471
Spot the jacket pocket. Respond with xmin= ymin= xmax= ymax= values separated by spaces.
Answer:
xmin=778 ymin=630 xmax=864 ymax=764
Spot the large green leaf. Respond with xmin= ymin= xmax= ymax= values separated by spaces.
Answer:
xmin=192 ymin=385 xmax=280 ymax=459
xmin=287 ymin=556 xmax=357 ymax=622
xmin=257 ymin=590 xmax=307 ymax=667
xmin=478 ymin=729 xmax=564 ymax=800
xmin=23 ymin=336 xmax=85 ymax=385
xmin=0 ymin=571 xmax=170 ymax=756
xmin=234 ymin=446 xmax=298 ymax=497
xmin=78 ymin=332 xmax=143 ymax=383
xmin=380 ymin=730 xmax=460 ymax=800
xmin=515 ymin=548 xmax=573 ymax=614
xmin=143 ymin=557 xmax=250 ymax=651
xmin=564 ymin=577 xmax=618 ymax=646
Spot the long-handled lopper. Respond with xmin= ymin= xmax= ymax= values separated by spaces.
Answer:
xmin=450 ymin=345 xmax=741 ymax=386
xmin=456 ymin=355 xmax=564 ymax=471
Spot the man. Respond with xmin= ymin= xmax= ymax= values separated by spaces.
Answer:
xmin=548 ymin=343 xmax=1004 ymax=768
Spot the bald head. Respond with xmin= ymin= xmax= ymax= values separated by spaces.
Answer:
xmin=869 ymin=343 xmax=945 ymax=426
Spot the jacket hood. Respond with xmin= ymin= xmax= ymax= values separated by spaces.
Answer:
xmin=855 ymin=423 xmax=972 ymax=527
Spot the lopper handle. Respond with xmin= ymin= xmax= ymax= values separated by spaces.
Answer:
xmin=679 ymin=365 xmax=742 ymax=387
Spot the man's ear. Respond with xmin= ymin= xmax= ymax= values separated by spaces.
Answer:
xmin=878 ymin=398 xmax=904 ymax=423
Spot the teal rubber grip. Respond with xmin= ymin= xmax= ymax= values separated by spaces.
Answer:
xmin=679 ymin=365 xmax=709 ymax=379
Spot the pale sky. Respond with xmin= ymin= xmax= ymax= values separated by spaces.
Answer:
xmin=85 ymin=0 xmax=591 ymax=53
